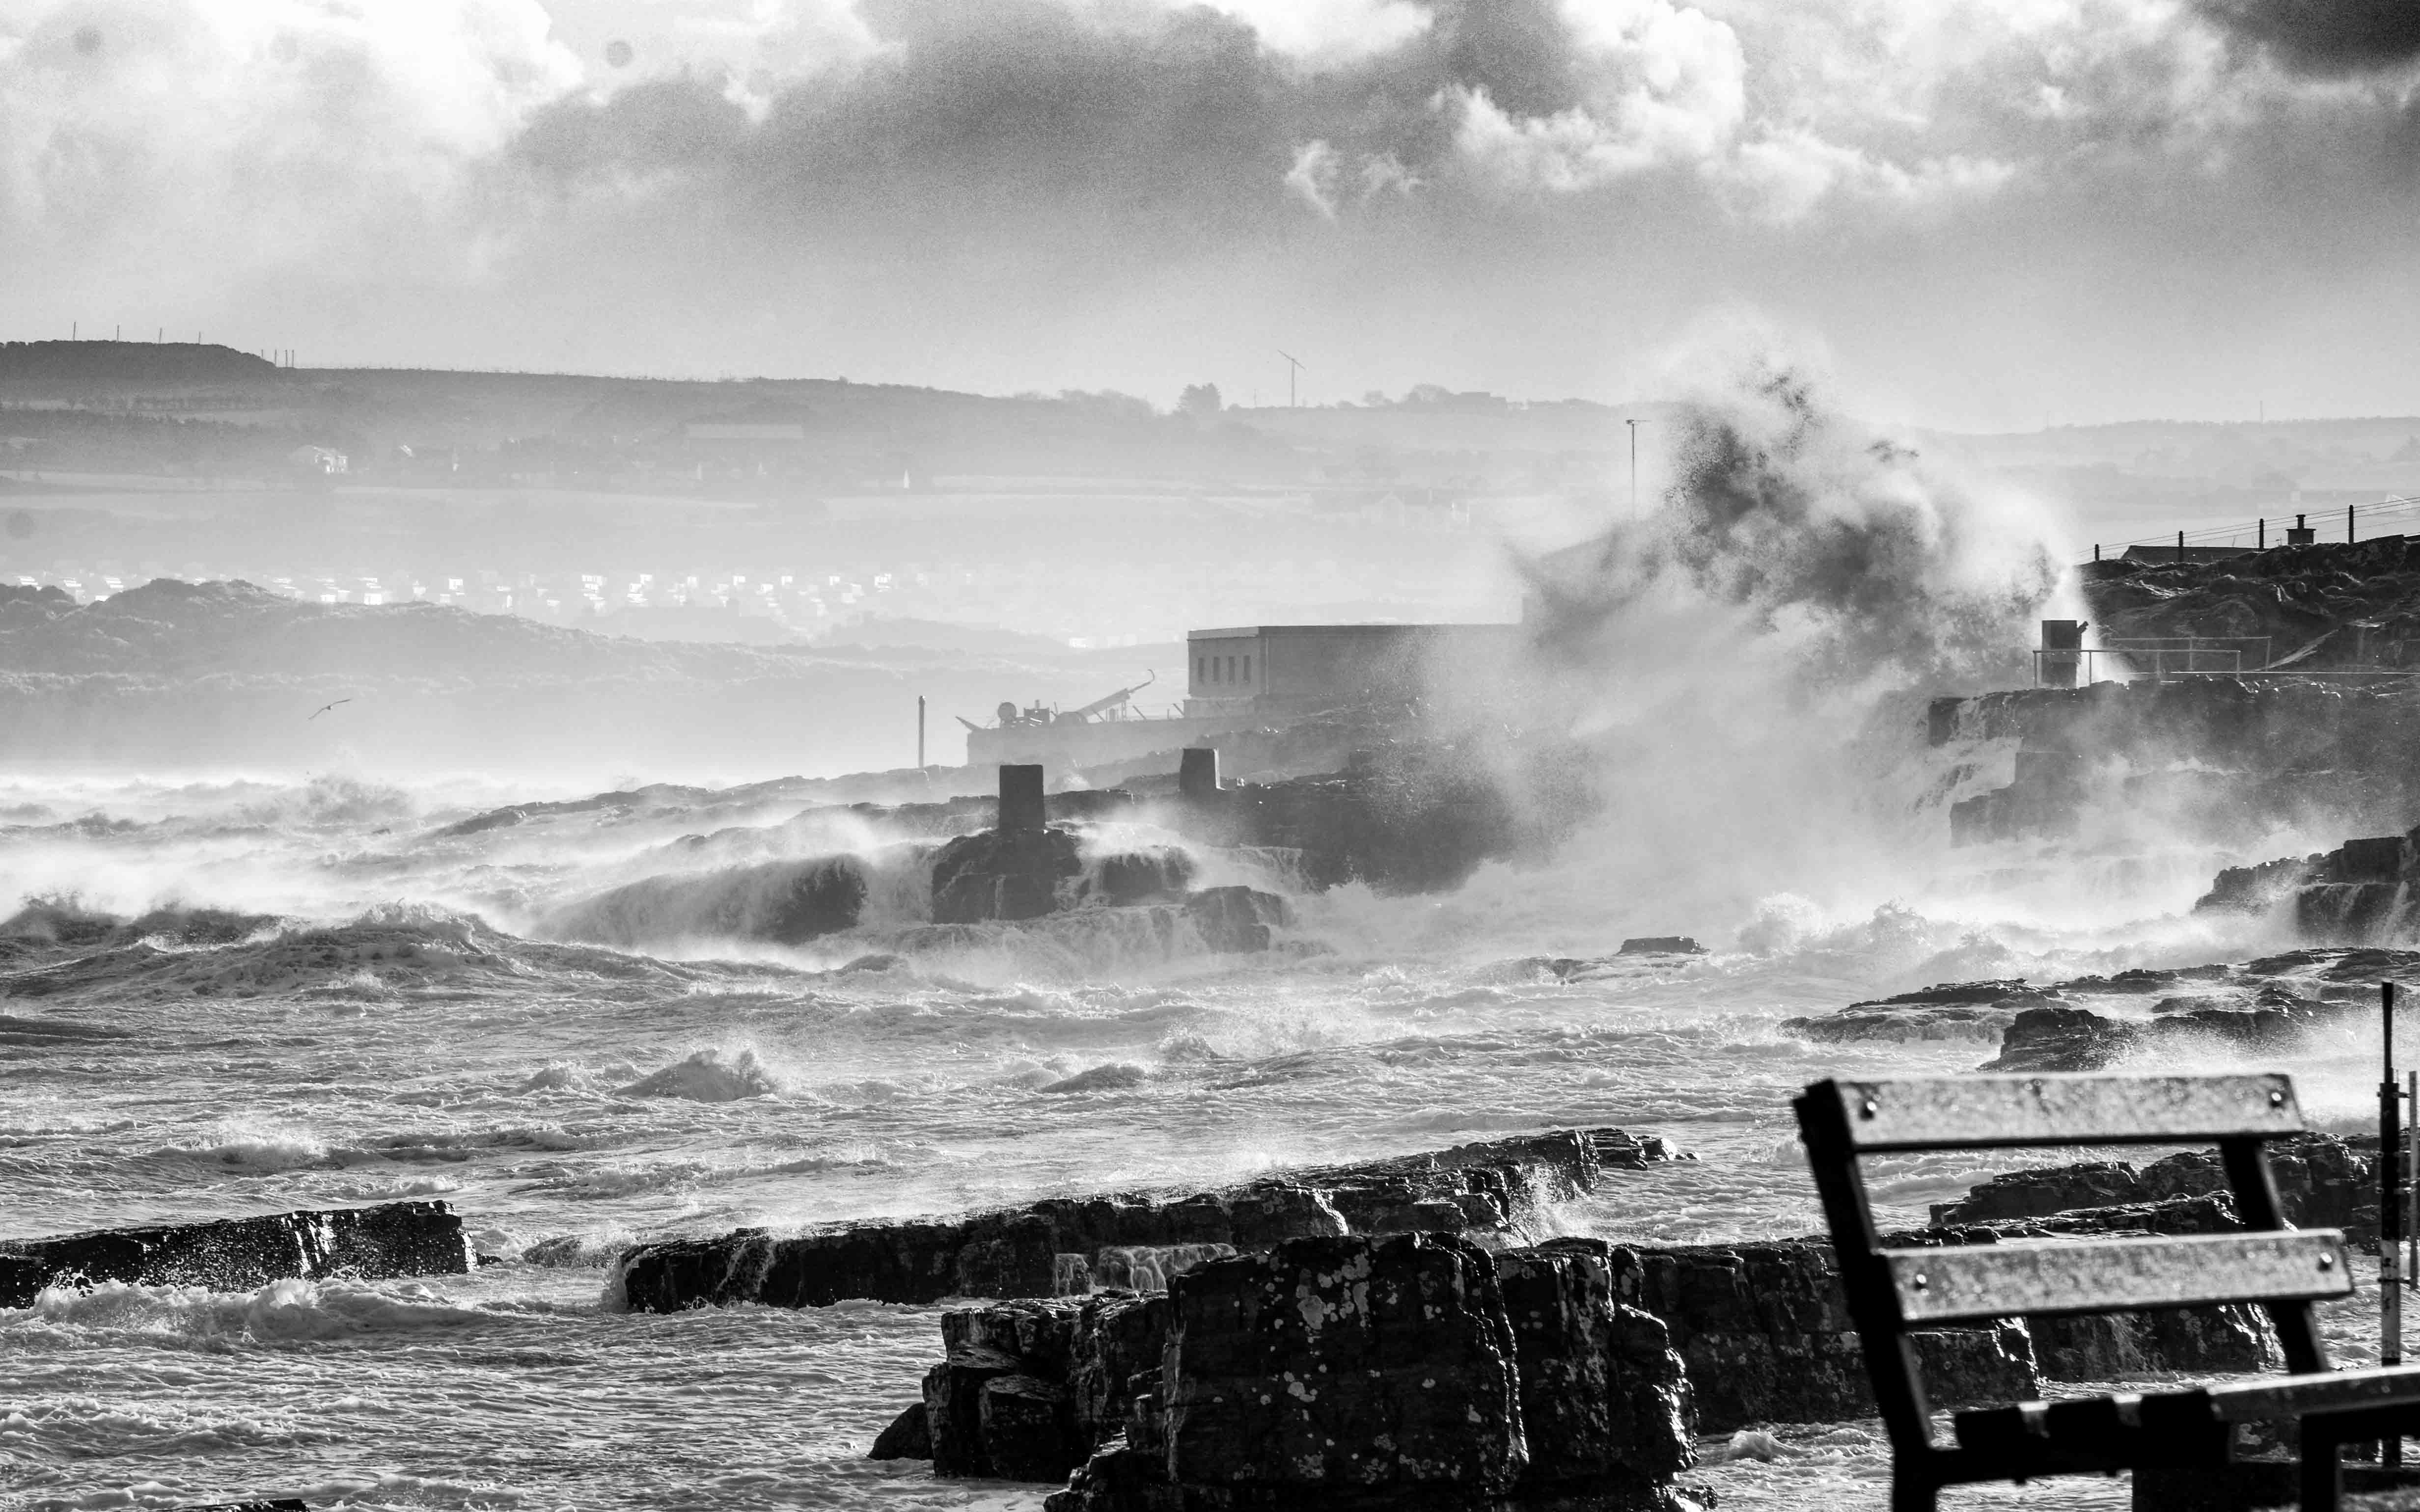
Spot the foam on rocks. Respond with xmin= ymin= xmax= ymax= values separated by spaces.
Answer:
xmin=617 ymin=1129 xmax=1684 ymax=1313
xmin=0 ymin=1201 xmax=470 ymax=1305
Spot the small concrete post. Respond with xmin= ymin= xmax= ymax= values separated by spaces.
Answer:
xmin=2039 ymin=620 xmax=2083 ymax=689
xmin=998 ymin=764 xmax=1045 ymax=832
xmin=1179 ymin=746 xmax=1220 ymax=799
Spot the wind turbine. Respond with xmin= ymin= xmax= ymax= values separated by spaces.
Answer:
xmin=1278 ymin=351 xmax=1304 ymax=408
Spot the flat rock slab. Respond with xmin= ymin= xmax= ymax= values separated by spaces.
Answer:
xmin=0 ymin=1201 xmax=470 ymax=1306
xmin=619 ymin=1127 xmax=1686 ymax=1314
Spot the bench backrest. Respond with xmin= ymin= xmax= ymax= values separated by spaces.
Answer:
xmin=1795 ymin=1073 xmax=2346 ymax=1454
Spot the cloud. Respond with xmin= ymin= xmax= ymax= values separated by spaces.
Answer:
xmin=0 ymin=0 xmax=580 ymax=290
xmin=2197 ymin=0 xmax=2420 ymax=76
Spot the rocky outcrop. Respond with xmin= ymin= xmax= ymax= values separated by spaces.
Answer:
xmin=1930 ymin=676 xmax=2420 ymax=846
xmin=1982 ymin=992 xmax=2354 ymax=1072
xmin=1182 ymin=885 xmax=1293 ymax=953
xmin=1781 ymin=979 xmax=2059 ymax=1044
xmin=1034 ymin=1233 xmax=1704 ymax=1512
xmin=867 ymin=1402 xmax=933 ymax=1460
xmin=1599 ymin=1238 xmax=2037 ymax=1432
xmin=545 ymin=855 xmax=869 ymax=947
xmin=1931 ymin=1134 xmax=2374 ymax=1240
xmin=617 ymin=1128 xmax=1685 ymax=1314
xmin=1168 ymin=739 xmax=1591 ymax=897
xmin=0 ymin=1201 xmax=471 ymax=1306
xmin=1618 ymin=937 xmax=1704 ymax=956
xmin=931 ymin=826 xmax=1084 ymax=922
xmin=2196 ymin=854 xmax=2319 ymax=915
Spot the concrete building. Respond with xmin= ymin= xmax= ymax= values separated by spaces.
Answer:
xmin=1184 ymin=623 xmax=1521 ymax=719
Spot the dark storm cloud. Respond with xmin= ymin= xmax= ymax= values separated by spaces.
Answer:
xmin=2198 ymin=0 xmax=2420 ymax=76
xmin=506 ymin=0 xmax=1600 ymax=236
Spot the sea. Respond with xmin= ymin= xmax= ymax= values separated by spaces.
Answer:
xmin=0 ymin=766 xmax=2395 ymax=1512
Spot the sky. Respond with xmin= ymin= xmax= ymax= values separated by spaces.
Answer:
xmin=0 ymin=0 xmax=2418 ymax=431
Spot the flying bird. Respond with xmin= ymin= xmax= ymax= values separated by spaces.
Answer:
xmin=308 ymin=698 xmax=352 ymax=721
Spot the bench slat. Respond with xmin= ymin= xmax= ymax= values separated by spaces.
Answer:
xmin=1815 ymin=1074 xmax=2302 ymax=1152
xmin=2205 ymin=1363 xmax=2420 ymax=1422
xmin=1882 ymin=1231 xmax=2350 ymax=1323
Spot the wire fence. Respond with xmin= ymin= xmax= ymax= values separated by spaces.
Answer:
xmin=2088 ymin=493 xmax=2420 ymax=564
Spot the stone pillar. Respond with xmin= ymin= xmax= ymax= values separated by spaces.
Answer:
xmin=1177 ymin=747 xmax=1219 ymax=799
xmin=999 ymin=764 xmax=1046 ymax=832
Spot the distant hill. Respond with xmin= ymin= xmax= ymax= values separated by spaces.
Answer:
xmin=0 ymin=341 xmax=278 ymax=388
xmin=0 ymin=580 xmax=1154 ymax=781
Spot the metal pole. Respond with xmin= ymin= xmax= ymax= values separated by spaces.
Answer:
xmin=2388 ymin=979 xmax=2404 ymax=1470
xmin=1627 ymin=419 xmax=1638 ymax=516
xmin=2259 ymin=518 xmax=2265 ymax=550
xmin=2177 ymin=530 xmax=2186 ymax=564
xmin=2351 ymin=503 xmax=2358 ymax=543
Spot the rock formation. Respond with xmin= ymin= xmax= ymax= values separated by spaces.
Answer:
xmin=0 ymin=1201 xmax=471 ymax=1306
xmin=615 ymin=1128 xmax=1684 ymax=1313
xmin=905 ymin=1233 xmax=1708 ymax=1512
xmin=1929 ymin=675 xmax=2420 ymax=845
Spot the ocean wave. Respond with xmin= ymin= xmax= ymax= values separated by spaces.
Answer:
xmin=614 ymin=1046 xmax=798 ymax=1102
xmin=1035 ymin=1062 xmax=1151 ymax=1094
xmin=8 ymin=1276 xmax=490 ymax=1342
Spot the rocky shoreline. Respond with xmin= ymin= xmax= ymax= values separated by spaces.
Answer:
xmin=615 ymin=1127 xmax=1687 ymax=1313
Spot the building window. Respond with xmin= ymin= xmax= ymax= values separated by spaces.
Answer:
xmin=1242 ymin=655 xmax=1251 ymax=684
xmin=1196 ymin=655 xmax=1205 ymax=683
xmin=1224 ymin=655 xmax=1234 ymax=683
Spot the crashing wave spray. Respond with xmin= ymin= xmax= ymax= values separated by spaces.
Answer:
xmin=1373 ymin=358 xmax=2086 ymax=956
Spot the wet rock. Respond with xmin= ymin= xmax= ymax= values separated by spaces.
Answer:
xmin=1928 ymin=1161 xmax=2151 ymax=1224
xmin=1932 ymin=1135 xmax=2376 ymax=1239
xmin=1597 ymin=1238 xmax=2035 ymax=1432
xmin=619 ymin=1127 xmax=1679 ymax=1313
xmin=1783 ymin=979 xmax=2057 ymax=1044
xmin=1496 ymin=1245 xmax=1697 ymax=1505
xmin=547 ymin=856 xmax=867 ymax=948
xmin=867 ymin=1402 xmax=933 ymax=1460
xmin=1618 ymin=937 xmax=1705 ymax=956
xmin=2195 ymin=855 xmax=2317 ymax=914
xmin=1978 ymin=1004 xmax=2142 ymax=1072
xmin=1855 ymin=979 xmax=2057 ymax=1008
xmin=1069 ymin=1292 xmax=1170 ymax=1446
xmin=930 ymin=826 xmax=1084 ymax=922
xmin=924 ymin=1345 xmax=1026 ymax=1477
xmin=1037 ymin=1237 xmax=1706 ymax=1510
xmin=1076 ymin=847 xmax=1197 ymax=906
xmin=2052 ymin=965 xmax=2229 ymax=994
xmin=1162 ymin=1232 xmax=1527 ymax=1497
xmin=0 ymin=1200 xmax=471 ymax=1307
xmin=984 ymin=1375 xmax=1088 ymax=1482
xmin=1182 ymin=885 xmax=1292 ymax=952
xmin=1779 ymin=1004 xmax=2016 ymax=1044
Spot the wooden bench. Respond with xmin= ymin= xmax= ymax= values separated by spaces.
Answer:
xmin=1796 ymin=1072 xmax=2420 ymax=1511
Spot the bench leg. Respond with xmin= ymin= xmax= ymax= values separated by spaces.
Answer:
xmin=1890 ymin=1469 xmax=1937 ymax=1512
xmin=2301 ymin=1421 xmax=2341 ymax=1512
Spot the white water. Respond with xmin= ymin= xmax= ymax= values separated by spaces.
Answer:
xmin=0 ymin=763 xmax=2391 ymax=1512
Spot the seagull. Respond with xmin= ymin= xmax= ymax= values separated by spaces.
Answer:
xmin=308 ymin=698 xmax=352 ymax=721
